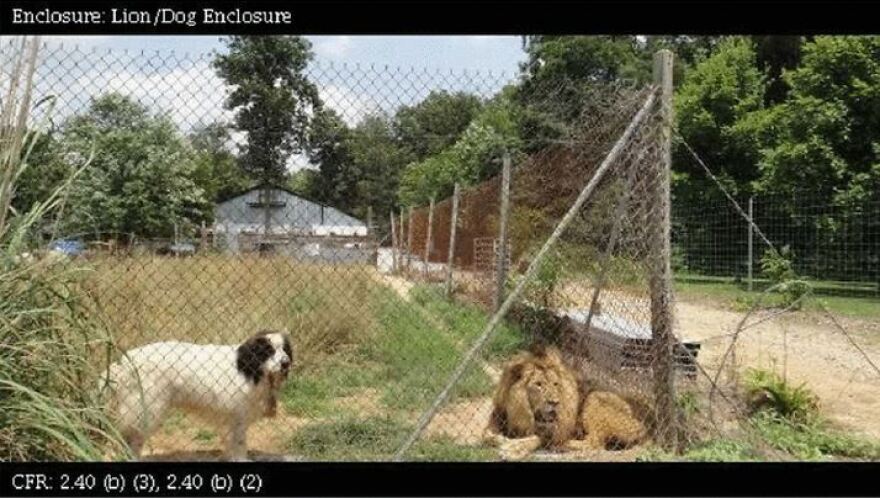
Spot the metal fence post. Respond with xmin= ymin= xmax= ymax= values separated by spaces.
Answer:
xmin=748 ymin=196 xmax=754 ymax=292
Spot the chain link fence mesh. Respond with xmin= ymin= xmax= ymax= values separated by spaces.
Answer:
xmin=3 ymin=37 xmax=879 ymax=462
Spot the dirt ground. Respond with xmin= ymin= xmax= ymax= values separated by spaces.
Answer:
xmin=676 ymin=299 xmax=880 ymax=441
xmin=554 ymin=281 xmax=880 ymax=441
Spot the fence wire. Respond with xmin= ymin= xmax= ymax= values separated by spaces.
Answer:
xmin=2 ymin=38 xmax=879 ymax=463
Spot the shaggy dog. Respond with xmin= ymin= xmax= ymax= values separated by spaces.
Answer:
xmin=484 ymin=345 xmax=647 ymax=460
xmin=103 ymin=330 xmax=293 ymax=461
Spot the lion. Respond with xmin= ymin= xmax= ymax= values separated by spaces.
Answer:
xmin=484 ymin=345 xmax=647 ymax=460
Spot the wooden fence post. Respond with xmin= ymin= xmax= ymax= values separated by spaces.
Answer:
xmin=445 ymin=184 xmax=461 ymax=298
xmin=399 ymin=210 xmax=405 ymax=272
xmin=406 ymin=206 xmax=414 ymax=273
xmin=424 ymin=196 xmax=435 ymax=278
xmin=390 ymin=211 xmax=399 ymax=273
xmin=649 ymin=49 xmax=680 ymax=451
xmin=200 ymin=220 xmax=207 ymax=254
xmin=493 ymin=152 xmax=512 ymax=312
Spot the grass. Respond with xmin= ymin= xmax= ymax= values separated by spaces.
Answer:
xmin=287 ymin=415 xmax=494 ymax=461
xmin=363 ymin=283 xmax=517 ymax=410
xmin=86 ymin=256 xmax=380 ymax=367
xmin=674 ymin=274 xmax=880 ymax=320
xmin=84 ymin=257 xmax=524 ymax=458
xmin=641 ymin=413 xmax=880 ymax=462
xmin=642 ymin=369 xmax=880 ymax=462
xmin=0 ymin=37 xmax=131 ymax=462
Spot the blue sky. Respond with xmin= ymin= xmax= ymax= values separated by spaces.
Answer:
xmin=38 ymin=35 xmax=527 ymax=74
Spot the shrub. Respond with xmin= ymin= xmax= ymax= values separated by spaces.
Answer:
xmin=743 ymin=368 xmax=819 ymax=423
xmin=760 ymin=246 xmax=811 ymax=308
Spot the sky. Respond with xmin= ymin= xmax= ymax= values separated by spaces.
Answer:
xmin=0 ymin=35 xmax=525 ymax=171
xmin=4 ymin=35 xmax=527 ymax=171
xmin=35 ymin=35 xmax=527 ymax=73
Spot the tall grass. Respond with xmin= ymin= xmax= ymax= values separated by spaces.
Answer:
xmin=0 ymin=36 xmax=127 ymax=461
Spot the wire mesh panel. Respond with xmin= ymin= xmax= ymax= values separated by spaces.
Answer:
xmin=3 ymin=38 xmax=880 ymax=464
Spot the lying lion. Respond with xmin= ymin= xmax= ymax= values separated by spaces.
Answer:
xmin=484 ymin=345 xmax=647 ymax=460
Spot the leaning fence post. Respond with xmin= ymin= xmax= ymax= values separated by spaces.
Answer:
xmin=406 ymin=206 xmax=414 ymax=273
xmin=424 ymin=196 xmax=435 ymax=278
xmin=649 ymin=49 xmax=680 ymax=451
xmin=493 ymin=152 xmax=512 ymax=312
xmin=445 ymin=183 xmax=461 ymax=298
xmin=748 ymin=196 xmax=754 ymax=292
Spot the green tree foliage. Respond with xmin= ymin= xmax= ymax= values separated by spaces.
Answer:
xmin=752 ymin=36 xmax=806 ymax=105
xmin=213 ymin=36 xmax=321 ymax=185
xmin=307 ymin=109 xmax=412 ymax=220
xmin=755 ymin=36 xmax=880 ymax=201
xmin=674 ymin=37 xmax=768 ymax=194
xmin=60 ymin=93 xmax=209 ymax=238
xmin=398 ymin=88 xmax=521 ymax=206
xmin=307 ymin=107 xmax=354 ymax=206
xmin=287 ymin=168 xmax=320 ymax=197
xmin=10 ymin=131 xmax=70 ymax=216
xmin=347 ymin=114 xmax=413 ymax=220
xmin=516 ymin=36 xmax=655 ymax=153
xmin=189 ymin=122 xmax=252 ymax=203
xmin=393 ymin=90 xmax=483 ymax=160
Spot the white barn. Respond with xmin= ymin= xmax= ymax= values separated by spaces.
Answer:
xmin=212 ymin=185 xmax=369 ymax=255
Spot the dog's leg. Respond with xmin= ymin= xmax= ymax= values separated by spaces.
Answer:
xmin=224 ymin=420 xmax=250 ymax=462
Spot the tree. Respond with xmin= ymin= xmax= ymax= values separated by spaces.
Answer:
xmin=213 ymin=36 xmax=321 ymax=185
xmin=347 ymin=114 xmax=413 ymax=220
xmin=752 ymin=36 xmax=805 ymax=105
xmin=516 ymin=36 xmax=651 ymax=153
xmin=306 ymin=107 xmax=354 ymax=207
xmin=287 ymin=168 xmax=319 ymax=197
xmin=398 ymin=88 xmax=521 ymax=206
xmin=60 ymin=93 xmax=208 ymax=239
xmin=393 ymin=90 xmax=483 ymax=160
xmin=11 ymin=131 xmax=70 ymax=217
xmin=189 ymin=122 xmax=252 ymax=203
xmin=755 ymin=36 xmax=880 ymax=200
xmin=674 ymin=37 xmax=768 ymax=194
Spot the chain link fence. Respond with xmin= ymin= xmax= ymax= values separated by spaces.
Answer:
xmin=673 ymin=193 xmax=880 ymax=297
xmin=3 ymin=38 xmax=880 ymax=463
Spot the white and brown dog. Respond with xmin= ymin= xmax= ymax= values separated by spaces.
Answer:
xmin=103 ymin=330 xmax=293 ymax=461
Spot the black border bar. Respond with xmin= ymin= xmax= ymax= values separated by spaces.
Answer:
xmin=2 ymin=1 xmax=880 ymax=35
xmin=2 ymin=462 xmax=878 ymax=497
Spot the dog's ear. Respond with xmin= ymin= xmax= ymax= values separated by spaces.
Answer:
xmin=237 ymin=334 xmax=275 ymax=384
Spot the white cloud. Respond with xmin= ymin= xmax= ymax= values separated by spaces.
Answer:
xmin=312 ymin=36 xmax=353 ymax=59
xmin=41 ymin=35 xmax=111 ymax=48
xmin=319 ymin=84 xmax=380 ymax=126
xmin=59 ymin=60 xmax=232 ymax=131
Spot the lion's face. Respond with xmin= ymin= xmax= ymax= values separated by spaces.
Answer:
xmin=524 ymin=366 xmax=567 ymax=431
xmin=492 ymin=347 xmax=581 ymax=446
